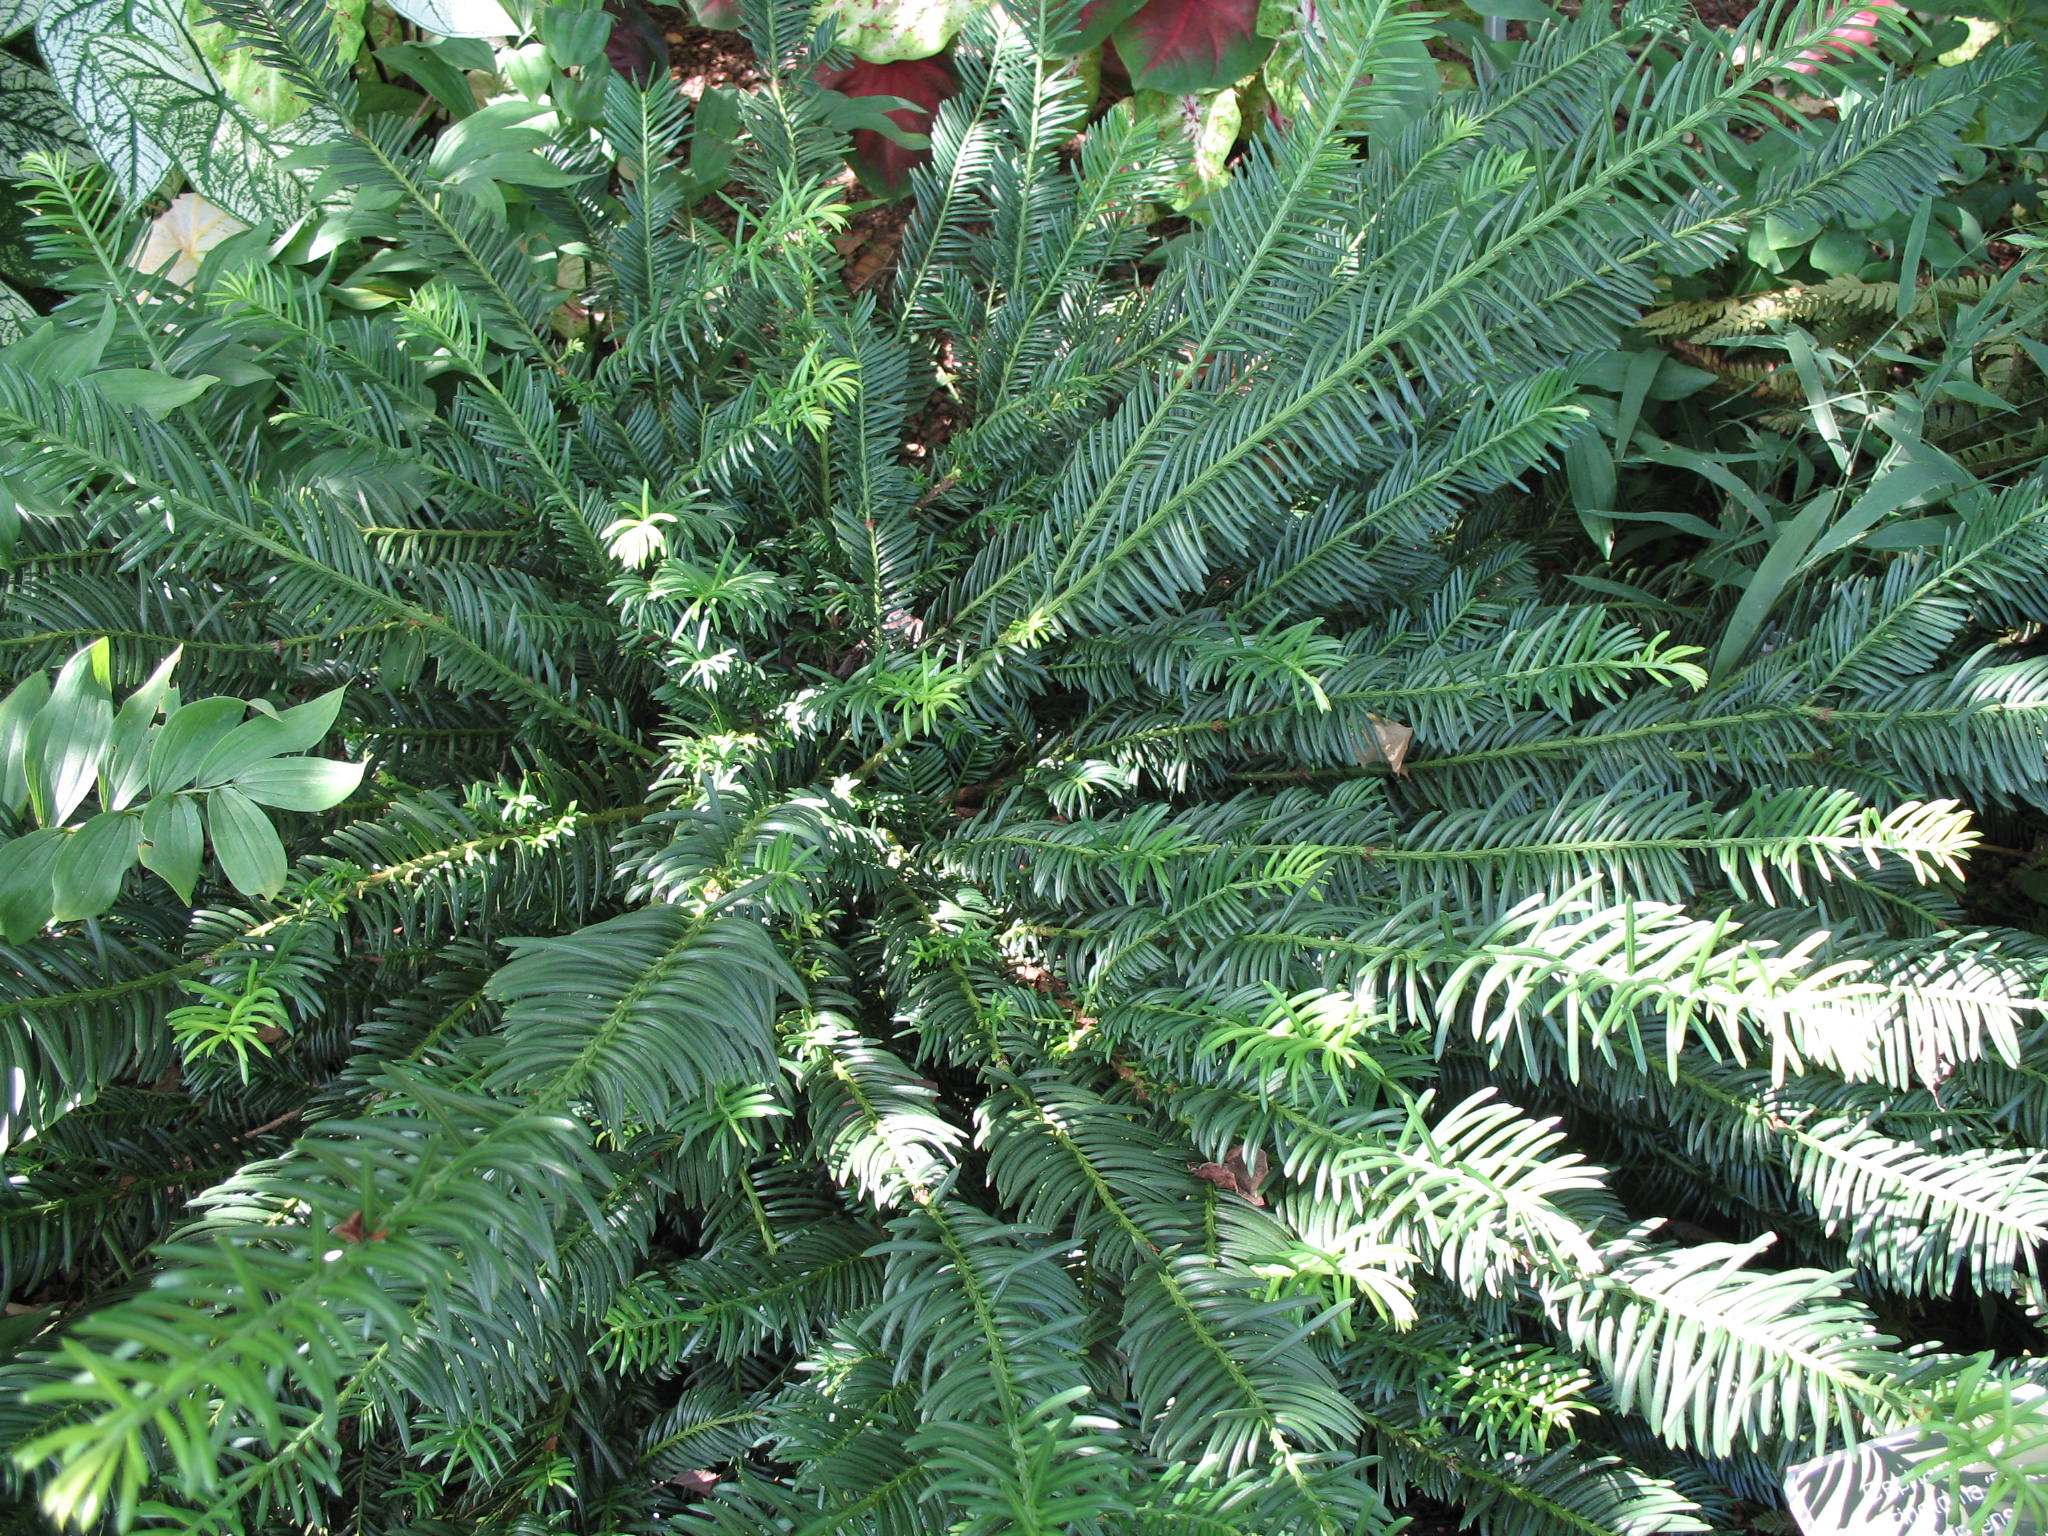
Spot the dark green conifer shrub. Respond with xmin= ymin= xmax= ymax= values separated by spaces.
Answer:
xmin=1 ymin=0 xmax=2047 ymax=1531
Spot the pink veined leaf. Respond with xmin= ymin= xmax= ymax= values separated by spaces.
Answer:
xmin=1112 ymin=0 xmax=1271 ymax=96
xmin=820 ymin=55 xmax=959 ymax=197
xmin=1785 ymin=0 xmax=1903 ymax=72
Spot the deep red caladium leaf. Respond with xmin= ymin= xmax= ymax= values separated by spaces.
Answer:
xmin=603 ymin=0 xmax=672 ymax=83
xmin=1112 ymin=0 xmax=1270 ymax=94
xmin=819 ymin=56 xmax=959 ymax=197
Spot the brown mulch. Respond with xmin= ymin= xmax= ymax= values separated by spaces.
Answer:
xmin=648 ymin=8 xmax=764 ymax=97
xmin=1691 ymin=0 xmax=1762 ymax=27
xmin=835 ymin=191 xmax=914 ymax=291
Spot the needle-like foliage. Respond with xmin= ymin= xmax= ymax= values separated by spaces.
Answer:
xmin=0 ymin=0 xmax=2045 ymax=1530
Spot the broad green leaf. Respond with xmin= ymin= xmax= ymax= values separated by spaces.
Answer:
xmin=1 ymin=302 xmax=114 ymax=383
xmin=1936 ymin=379 xmax=2014 ymax=412
xmin=149 ymin=696 xmax=248 ymax=792
xmin=375 ymin=40 xmax=482 ymax=118
xmin=1808 ymin=227 xmax=1870 ymax=276
xmin=1710 ymin=493 xmax=1840 ymax=680
xmin=539 ymin=5 xmax=611 ymax=66
xmin=138 ymin=793 xmax=201 ymax=903
xmin=23 ymin=641 xmax=112 ymax=827
xmin=423 ymin=98 xmax=554 ymax=176
xmin=50 ymin=810 xmax=139 ymax=922
xmin=1802 ymin=458 xmax=1958 ymax=569
xmin=1896 ymin=198 xmax=1932 ymax=319
xmin=192 ymin=688 xmax=346 ymax=786
xmin=103 ymin=649 xmax=181 ymax=811
xmin=231 ymin=757 xmax=365 ymax=812
xmin=1703 ymin=461 xmax=1955 ymax=682
xmin=90 ymin=368 xmax=219 ymax=419
xmin=380 ymin=0 xmax=517 ymax=36
xmin=0 ymin=56 xmax=95 ymax=178
xmin=205 ymin=786 xmax=287 ymax=898
xmin=0 ymin=671 xmax=50 ymax=815
xmin=0 ymin=828 xmax=62 ymax=942
xmin=1563 ymin=431 xmax=1618 ymax=555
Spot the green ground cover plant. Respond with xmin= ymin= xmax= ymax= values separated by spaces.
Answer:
xmin=0 ymin=0 xmax=2047 ymax=1531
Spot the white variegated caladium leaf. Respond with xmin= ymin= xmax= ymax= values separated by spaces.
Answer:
xmin=39 ymin=0 xmax=337 ymax=221
xmin=0 ymin=0 xmax=42 ymax=40
xmin=0 ymin=278 xmax=35 ymax=346
xmin=827 ymin=0 xmax=977 ymax=63
xmin=380 ymin=0 xmax=517 ymax=36
xmin=0 ymin=56 xmax=95 ymax=178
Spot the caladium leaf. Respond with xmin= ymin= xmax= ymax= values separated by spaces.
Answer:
xmin=0 ymin=280 xmax=36 ymax=351
xmin=819 ymin=55 xmax=957 ymax=197
xmin=132 ymin=193 xmax=250 ymax=287
xmin=0 ymin=57 xmax=95 ymax=179
xmin=1129 ymin=85 xmax=1240 ymax=210
xmin=829 ymin=0 xmax=977 ymax=64
xmin=184 ymin=0 xmax=367 ymax=130
xmin=39 ymin=0 xmax=333 ymax=221
xmin=602 ymin=0 xmax=670 ymax=82
xmin=379 ymin=0 xmax=515 ymax=36
xmin=0 ymin=0 xmax=41 ymax=40
xmin=1112 ymin=0 xmax=1270 ymax=95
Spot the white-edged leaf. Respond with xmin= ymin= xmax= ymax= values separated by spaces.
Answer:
xmin=205 ymin=785 xmax=287 ymax=898
xmin=231 ymin=757 xmax=364 ymax=812
xmin=49 ymin=810 xmax=138 ymax=922
xmin=0 ymin=55 xmax=94 ymax=177
xmin=380 ymin=0 xmax=517 ymax=37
